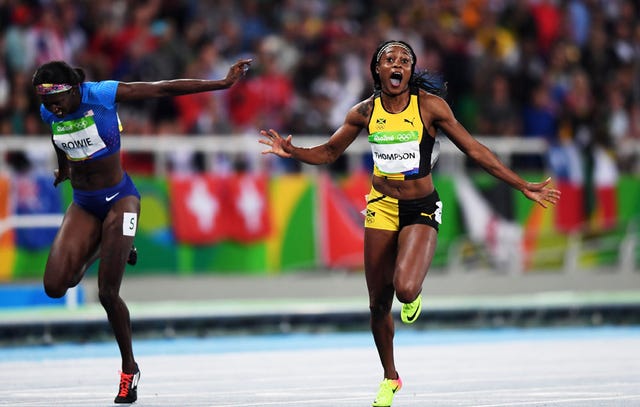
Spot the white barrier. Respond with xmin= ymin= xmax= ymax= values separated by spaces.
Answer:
xmin=0 ymin=214 xmax=63 ymax=236
xmin=0 ymin=134 xmax=550 ymax=176
xmin=0 ymin=135 xmax=637 ymax=274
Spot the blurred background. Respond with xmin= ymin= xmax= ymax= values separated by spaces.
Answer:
xmin=0 ymin=0 xmax=639 ymax=337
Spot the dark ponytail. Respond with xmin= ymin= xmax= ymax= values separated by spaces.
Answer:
xmin=32 ymin=61 xmax=85 ymax=86
xmin=412 ymin=70 xmax=447 ymax=98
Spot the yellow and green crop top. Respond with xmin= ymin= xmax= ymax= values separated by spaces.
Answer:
xmin=367 ymin=86 xmax=435 ymax=180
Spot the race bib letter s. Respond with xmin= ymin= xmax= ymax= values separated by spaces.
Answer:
xmin=123 ymin=212 xmax=138 ymax=237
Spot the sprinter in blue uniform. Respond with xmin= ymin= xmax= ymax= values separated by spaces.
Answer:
xmin=33 ymin=57 xmax=251 ymax=404
xmin=259 ymin=40 xmax=560 ymax=407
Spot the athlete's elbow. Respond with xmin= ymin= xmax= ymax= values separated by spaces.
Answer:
xmin=322 ymin=155 xmax=339 ymax=165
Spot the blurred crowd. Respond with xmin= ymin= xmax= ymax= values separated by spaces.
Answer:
xmin=1 ymin=0 xmax=640 ymax=175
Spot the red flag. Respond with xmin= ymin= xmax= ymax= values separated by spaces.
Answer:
xmin=226 ymin=173 xmax=270 ymax=242
xmin=340 ymin=169 xmax=371 ymax=213
xmin=594 ymin=186 xmax=617 ymax=230
xmin=555 ymin=180 xmax=584 ymax=233
xmin=0 ymin=175 xmax=12 ymax=245
xmin=318 ymin=173 xmax=364 ymax=269
xmin=169 ymin=175 xmax=230 ymax=244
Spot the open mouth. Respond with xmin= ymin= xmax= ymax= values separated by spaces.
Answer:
xmin=390 ymin=72 xmax=403 ymax=87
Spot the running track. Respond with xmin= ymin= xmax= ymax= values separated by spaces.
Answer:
xmin=1 ymin=326 xmax=639 ymax=406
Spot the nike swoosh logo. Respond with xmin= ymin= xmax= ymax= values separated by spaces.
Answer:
xmin=405 ymin=306 xmax=420 ymax=322
xmin=105 ymin=192 xmax=120 ymax=202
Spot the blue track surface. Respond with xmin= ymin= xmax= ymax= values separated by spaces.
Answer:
xmin=2 ymin=325 xmax=639 ymax=362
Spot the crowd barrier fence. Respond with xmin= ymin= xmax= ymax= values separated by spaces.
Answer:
xmin=1 ymin=134 xmax=638 ymax=276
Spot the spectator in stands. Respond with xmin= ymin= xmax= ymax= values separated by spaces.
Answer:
xmin=558 ymin=68 xmax=599 ymax=224
xmin=31 ymin=57 xmax=251 ymax=404
xmin=258 ymin=40 xmax=560 ymax=407
xmin=525 ymin=79 xmax=558 ymax=138
xmin=476 ymin=71 xmax=521 ymax=137
xmin=3 ymin=4 xmax=37 ymax=76
xmin=530 ymin=0 xmax=562 ymax=58
xmin=522 ymin=79 xmax=560 ymax=170
xmin=0 ymin=1 xmax=635 ymax=176
xmin=228 ymin=35 xmax=295 ymax=172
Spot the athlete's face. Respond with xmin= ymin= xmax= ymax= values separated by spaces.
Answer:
xmin=39 ymin=87 xmax=80 ymax=118
xmin=376 ymin=46 xmax=413 ymax=95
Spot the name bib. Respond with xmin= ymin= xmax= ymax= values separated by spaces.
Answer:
xmin=52 ymin=114 xmax=106 ymax=161
xmin=369 ymin=131 xmax=420 ymax=174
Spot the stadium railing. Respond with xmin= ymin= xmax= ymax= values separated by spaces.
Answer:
xmin=0 ymin=134 xmax=638 ymax=275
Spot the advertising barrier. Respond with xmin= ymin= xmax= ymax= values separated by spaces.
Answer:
xmin=1 ymin=171 xmax=638 ymax=280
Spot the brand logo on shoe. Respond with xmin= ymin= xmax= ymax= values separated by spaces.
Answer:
xmin=405 ymin=304 xmax=420 ymax=322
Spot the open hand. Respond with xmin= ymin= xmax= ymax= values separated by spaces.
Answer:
xmin=522 ymin=177 xmax=561 ymax=208
xmin=259 ymin=129 xmax=293 ymax=158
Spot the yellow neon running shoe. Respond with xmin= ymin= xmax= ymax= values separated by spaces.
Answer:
xmin=401 ymin=294 xmax=422 ymax=324
xmin=372 ymin=377 xmax=402 ymax=407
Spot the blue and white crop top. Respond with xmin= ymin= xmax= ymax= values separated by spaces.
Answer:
xmin=40 ymin=81 xmax=122 ymax=162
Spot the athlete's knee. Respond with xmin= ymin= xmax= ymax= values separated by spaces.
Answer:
xmin=98 ymin=286 xmax=120 ymax=308
xmin=43 ymin=279 xmax=67 ymax=298
xmin=394 ymin=280 xmax=422 ymax=304
xmin=369 ymin=300 xmax=393 ymax=320
xmin=45 ymin=250 xmax=93 ymax=297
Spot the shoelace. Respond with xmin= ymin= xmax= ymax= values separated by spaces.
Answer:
xmin=118 ymin=372 xmax=134 ymax=397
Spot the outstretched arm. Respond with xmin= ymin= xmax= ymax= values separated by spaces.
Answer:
xmin=115 ymin=59 xmax=252 ymax=102
xmin=259 ymin=99 xmax=372 ymax=165
xmin=423 ymin=92 xmax=561 ymax=208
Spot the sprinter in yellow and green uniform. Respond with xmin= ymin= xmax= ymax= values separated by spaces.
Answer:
xmin=365 ymin=85 xmax=442 ymax=235
xmin=258 ymin=40 xmax=560 ymax=407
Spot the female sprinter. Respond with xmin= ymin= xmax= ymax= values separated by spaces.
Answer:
xmin=259 ymin=40 xmax=559 ymax=407
xmin=33 ymin=57 xmax=251 ymax=403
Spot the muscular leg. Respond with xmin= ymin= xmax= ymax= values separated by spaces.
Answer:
xmin=364 ymin=227 xmax=399 ymax=379
xmin=44 ymin=204 xmax=101 ymax=298
xmin=69 ymin=247 xmax=100 ymax=288
xmin=98 ymin=196 xmax=140 ymax=374
xmin=393 ymin=224 xmax=438 ymax=304
xmin=364 ymin=224 xmax=438 ymax=380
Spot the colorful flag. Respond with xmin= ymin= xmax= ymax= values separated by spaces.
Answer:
xmin=169 ymin=175 xmax=230 ymax=244
xmin=317 ymin=173 xmax=364 ymax=269
xmin=226 ymin=173 xmax=270 ymax=243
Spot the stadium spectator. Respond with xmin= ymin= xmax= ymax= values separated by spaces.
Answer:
xmin=0 ymin=0 xmax=637 ymax=180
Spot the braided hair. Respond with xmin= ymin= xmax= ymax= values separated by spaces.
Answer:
xmin=369 ymin=40 xmax=446 ymax=98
